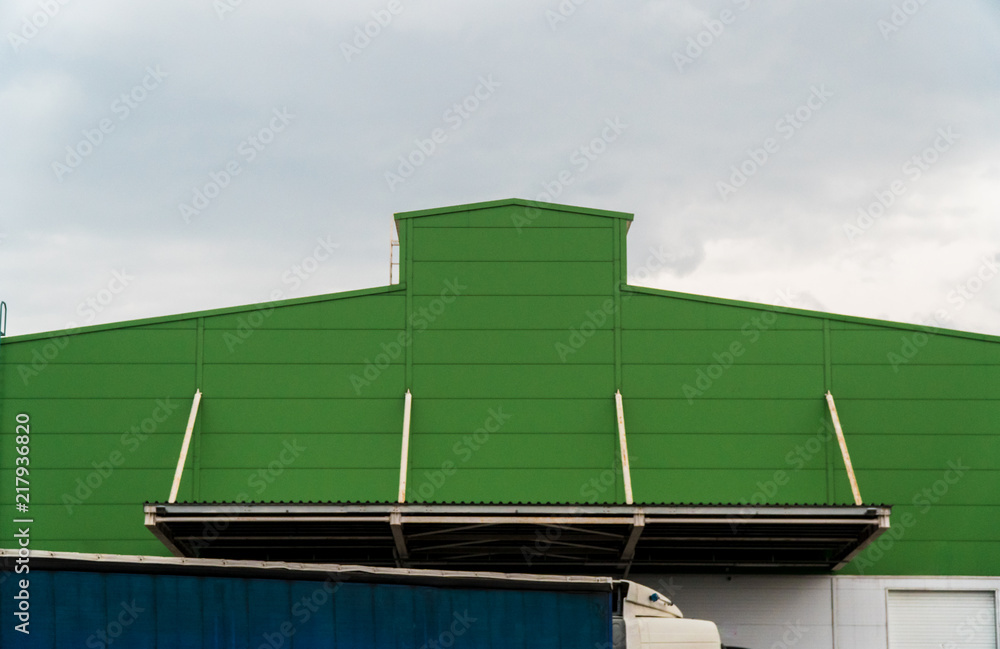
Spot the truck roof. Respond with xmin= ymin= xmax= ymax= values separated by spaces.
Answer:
xmin=1 ymin=548 xmax=615 ymax=593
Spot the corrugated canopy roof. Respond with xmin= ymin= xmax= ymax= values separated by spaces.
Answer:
xmin=145 ymin=502 xmax=891 ymax=575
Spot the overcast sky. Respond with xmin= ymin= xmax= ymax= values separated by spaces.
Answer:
xmin=2 ymin=1 xmax=999 ymax=338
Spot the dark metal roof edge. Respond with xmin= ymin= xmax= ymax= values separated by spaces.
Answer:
xmin=145 ymin=503 xmax=892 ymax=521
xmin=147 ymin=500 xmax=891 ymax=509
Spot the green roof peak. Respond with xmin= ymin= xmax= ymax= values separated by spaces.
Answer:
xmin=393 ymin=198 xmax=634 ymax=221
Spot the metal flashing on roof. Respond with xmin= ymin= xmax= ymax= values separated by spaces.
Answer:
xmin=0 ymin=548 xmax=614 ymax=592
xmin=393 ymin=198 xmax=634 ymax=221
xmin=144 ymin=502 xmax=891 ymax=574
xmin=1 ymin=283 xmax=405 ymax=344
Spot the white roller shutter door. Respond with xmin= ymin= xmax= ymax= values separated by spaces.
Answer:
xmin=887 ymin=590 xmax=997 ymax=649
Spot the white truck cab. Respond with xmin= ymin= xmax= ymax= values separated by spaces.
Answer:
xmin=614 ymin=581 xmax=725 ymax=649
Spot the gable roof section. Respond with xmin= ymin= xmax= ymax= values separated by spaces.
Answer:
xmin=2 ymin=198 xmax=996 ymax=345
xmin=1 ymin=284 xmax=404 ymax=343
xmin=394 ymin=197 xmax=634 ymax=222
xmin=623 ymin=285 xmax=1000 ymax=345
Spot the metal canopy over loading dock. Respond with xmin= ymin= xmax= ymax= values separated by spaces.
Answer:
xmin=145 ymin=502 xmax=891 ymax=574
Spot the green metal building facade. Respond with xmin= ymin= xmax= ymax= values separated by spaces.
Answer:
xmin=1 ymin=199 xmax=998 ymax=578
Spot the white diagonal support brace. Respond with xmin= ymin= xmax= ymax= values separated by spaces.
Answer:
xmin=397 ymin=390 xmax=413 ymax=503
xmin=390 ymin=509 xmax=409 ymax=562
xmin=615 ymin=390 xmax=634 ymax=505
xmin=825 ymin=391 xmax=863 ymax=506
xmin=621 ymin=513 xmax=645 ymax=563
xmin=168 ymin=389 xmax=202 ymax=503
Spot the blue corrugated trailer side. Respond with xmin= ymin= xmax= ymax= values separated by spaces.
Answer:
xmin=2 ymin=566 xmax=612 ymax=648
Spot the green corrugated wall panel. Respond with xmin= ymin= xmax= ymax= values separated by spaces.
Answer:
xmin=413 ymin=331 xmax=614 ymax=364
xmin=623 ymin=399 xmax=830 ymax=434
xmin=16 ymin=434 xmax=181 ymax=468
xmin=848 ymin=436 xmax=1000 ymax=468
xmin=405 ymin=468 xmax=620 ymax=504
xmin=0 ymin=398 xmax=192 ymax=433
xmin=630 ymin=468 xmax=829 ymax=505
xmin=409 ymin=433 xmax=614 ymax=469
xmin=202 ymin=294 xmax=404 ymax=329
xmin=875 ymin=505 xmax=1000 ymax=540
xmin=411 ymin=365 xmax=614 ymax=399
xmin=412 ymin=261 xmax=614 ymax=296
xmin=204 ymin=330 xmax=407 ymax=364
xmin=2 ymin=364 xmax=194 ymax=398
xmin=0 ymin=329 xmax=195 ymax=363
xmin=841 ymin=542 xmax=1000 ymax=576
xmin=200 ymin=399 xmax=403 ymax=433
xmin=0 ymin=468 xmax=183 ymax=504
xmin=830 ymin=399 xmax=1000 ymax=433
xmin=0 ymin=505 xmax=165 ymax=541
xmin=199 ymin=434 xmax=399 ymax=468
xmin=409 ymin=296 xmax=618 ymax=329
xmin=197 ymin=469 xmax=397 ymax=502
xmin=625 ymin=434 xmax=829 ymax=469
xmin=621 ymin=365 xmax=825 ymax=399
xmin=622 ymin=330 xmax=824 ymax=364
xmin=622 ymin=294 xmax=823 ymax=330
xmin=411 ymin=399 xmax=611 ymax=433
xmin=413 ymin=228 xmax=614 ymax=261
xmin=832 ymin=365 xmax=999 ymax=399
xmin=834 ymin=470 xmax=1000 ymax=505
xmin=201 ymin=364 xmax=404 ymax=398
xmin=831 ymin=330 xmax=1000 ymax=364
